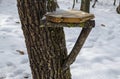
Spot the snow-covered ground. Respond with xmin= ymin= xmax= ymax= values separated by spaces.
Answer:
xmin=0 ymin=0 xmax=120 ymax=79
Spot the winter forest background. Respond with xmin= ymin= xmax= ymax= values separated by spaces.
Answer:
xmin=0 ymin=0 xmax=120 ymax=79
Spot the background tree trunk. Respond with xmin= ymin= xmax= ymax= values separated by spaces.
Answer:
xmin=116 ymin=2 xmax=120 ymax=14
xmin=113 ymin=0 xmax=116 ymax=5
xmin=80 ymin=0 xmax=90 ymax=13
xmin=17 ymin=0 xmax=71 ymax=79
xmin=92 ymin=0 xmax=98 ymax=8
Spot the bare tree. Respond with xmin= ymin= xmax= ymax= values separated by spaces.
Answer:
xmin=80 ymin=0 xmax=90 ymax=13
xmin=17 ymin=0 xmax=94 ymax=79
xmin=113 ymin=0 xmax=116 ymax=5
xmin=92 ymin=0 xmax=117 ymax=8
xmin=116 ymin=2 xmax=120 ymax=14
xmin=72 ymin=0 xmax=79 ymax=9
xmin=92 ymin=0 xmax=98 ymax=8
xmin=72 ymin=0 xmax=76 ymax=9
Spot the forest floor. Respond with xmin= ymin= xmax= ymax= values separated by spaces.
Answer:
xmin=0 ymin=0 xmax=120 ymax=79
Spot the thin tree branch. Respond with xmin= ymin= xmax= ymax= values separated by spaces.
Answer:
xmin=92 ymin=0 xmax=98 ymax=8
xmin=62 ymin=20 xmax=95 ymax=71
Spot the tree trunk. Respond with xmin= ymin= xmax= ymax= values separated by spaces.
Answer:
xmin=92 ymin=0 xmax=98 ymax=8
xmin=113 ymin=0 xmax=116 ymax=5
xmin=17 ymin=0 xmax=71 ymax=79
xmin=80 ymin=0 xmax=90 ymax=13
xmin=116 ymin=2 xmax=120 ymax=14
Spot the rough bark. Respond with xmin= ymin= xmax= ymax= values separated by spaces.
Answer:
xmin=17 ymin=0 xmax=71 ymax=79
xmin=47 ymin=0 xmax=59 ymax=12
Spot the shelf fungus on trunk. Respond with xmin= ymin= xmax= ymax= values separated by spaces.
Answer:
xmin=40 ymin=9 xmax=95 ymax=28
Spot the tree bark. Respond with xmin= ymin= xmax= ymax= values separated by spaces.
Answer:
xmin=17 ymin=0 xmax=71 ymax=79
xmin=80 ymin=0 xmax=90 ymax=13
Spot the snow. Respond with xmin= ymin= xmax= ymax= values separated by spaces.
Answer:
xmin=0 ymin=0 xmax=120 ymax=79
